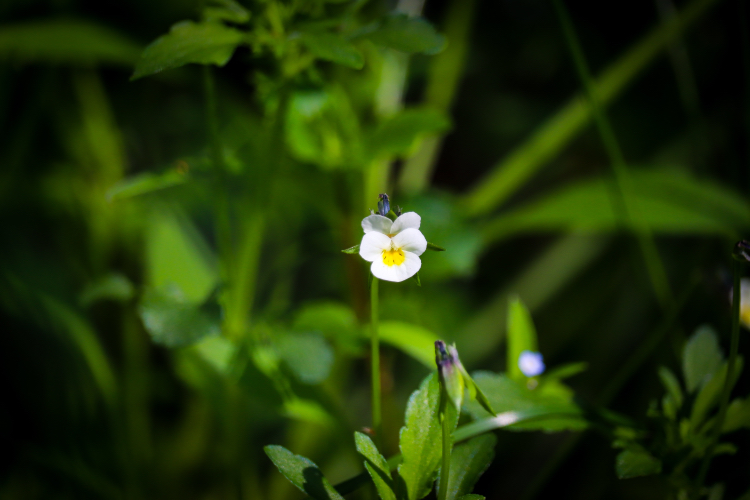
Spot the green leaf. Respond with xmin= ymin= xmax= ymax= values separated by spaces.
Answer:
xmin=426 ymin=242 xmax=446 ymax=251
xmin=0 ymin=19 xmax=141 ymax=66
xmin=398 ymin=373 xmax=456 ymax=500
xmin=543 ymin=362 xmax=588 ymax=381
xmin=293 ymin=301 xmax=362 ymax=354
xmin=131 ymin=20 xmax=245 ymax=80
xmin=264 ymin=445 xmax=345 ymax=500
xmin=439 ymin=434 xmax=496 ymax=500
xmin=683 ymin=325 xmax=723 ymax=393
xmin=283 ymin=398 xmax=334 ymax=426
xmin=691 ymin=357 xmax=744 ymax=432
xmin=369 ymin=108 xmax=451 ymax=158
xmin=354 ymin=432 xmax=396 ymax=500
xmin=298 ymin=31 xmax=364 ymax=69
xmin=203 ymin=0 xmax=251 ymax=24
xmin=506 ymin=296 xmax=539 ymax=381
xmin=464 ymin=372 xmax=586 ymax=432
xmin=658 ymin=366 xmax=683 ymax=410
xmin=379 ymin=321 xmax=439 ymax=368
xmin=276 ymin=332 xmax=334 ymax=384
xmin=723 ymin=398 xmax=750 ymax=433
xmin=363 ymin=14 xmax=446 ymax=54
xmin=192 ymin=335 xmax=236 ymax=374
xmin=615 ymin=447 xmax=662 ymax=479
xmin=341 ymin=244 xmax=360 ymax=254
xmin=138 ymin=285 xmax=221 ymax=347
xmin=79 ymin=272 xmax=134 ymax=306
xmin=106 ymin=170 xmax=188 ymax=201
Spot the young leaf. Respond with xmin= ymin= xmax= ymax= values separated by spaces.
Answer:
xmin=506 ymin=296 xmax=539 ymax=381
xmin=683 ymin=325 xmax=723 ymax=393
xmin=131 ymin=20 xmax=245 ymax=80
xmin=398 ymin=373 xmax=456 ymax=500
xmin=363 ymin=14 xmax=446 ymax=54
xmin=264 ymin=445 xmax=345 ymax=500
xmin=341 ymin=244 xmax=360 ymax=254
xmin=298 ymin=31 xmax=364 ymax=69
xmin=615 ymin=447 xmax=662 ymax=479
xmin=354 ymin=432 xmax=396 ymax=500
xmin=438 ymin=434 xmax=496 ymax=500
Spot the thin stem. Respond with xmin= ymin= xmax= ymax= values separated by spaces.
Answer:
xmin=438 ymin=409 xmax=451 ymax=500
xmin=696 ymin=256 xmax=742 ymax=488
xmin=370 ymin=276 xmax=382 ymax=443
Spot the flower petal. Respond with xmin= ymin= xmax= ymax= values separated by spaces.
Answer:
xmin=360 ymin=232 xmax=391 ymax=262
xmin=391 ymin=228 xmax=427 ymax=256
xmin=370 ymin=251 xmax=421 ymax=282
xmin=362 ymin=215 xmax=393 ymax=234
xmin=390 ymin=212 xmax=420 ymax=234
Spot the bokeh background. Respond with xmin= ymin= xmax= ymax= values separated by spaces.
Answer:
xmin=1 ymin=0 xmax=749 ymax=498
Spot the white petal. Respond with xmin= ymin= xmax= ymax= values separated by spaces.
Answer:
xmin=390 ymin=212 xmax=421 ymax=234
xmin=362 ymin=215 xmax=393 ymax=234
xmin=370 ymin=251 xmax=421 ymax=282
xmin=360 ymin=232 xmax=391 ymax=262
xmin=391 ymin=228 xmax=427 ymax=256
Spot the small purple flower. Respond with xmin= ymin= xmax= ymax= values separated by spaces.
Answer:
xmin=518 ymin=351 xmax=545 ymax=377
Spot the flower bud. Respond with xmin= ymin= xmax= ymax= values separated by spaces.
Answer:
xmin=377 ymin=193 xmax=390 ymax=217
xmin=435 ymin=340 xmax=464 ymax=410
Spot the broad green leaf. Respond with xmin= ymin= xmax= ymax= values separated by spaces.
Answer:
xmin=138 ymin=286 xmax=221 ymax=347
xmin=683 ymin=325 xmax=723 ymax=393
xmin=439 ymin=434 xmax=496 ymax=500
xmin=723 ymin=398 xmax=750 ymax=433
xmin=276 ymin=332 xmax=334 ymax=384
xmin=283 ymin=398 xmax=334 ymax=426
xmin=465 ymin=372 xmax=586 ymax=432
xmin=193 ymin=335 xmax=236 ymax=374
xmin=691 ymin=357 xmax=744 ymax=432
xmin=506 ymin=296 xmax=538 ymax=381
xmin=398 ymin=374 xmax=457 ymax=500
xmin=145 ymin=207 xmax=218 ymax=303
xmin=341 ymin=244 xmax=360 ymax=254
xmin=203 ymin=0 xmax=251 ymax=24
xmin=0 ymin=19 xmax=141 ymax=66
xmin=79 ymin=272 xmax=134 ymax=306
xmin=379 ymin=321 xmax=439 ymax=368
xmin=298 ymin=31 xmax=364 ymax=69
xmin=481 ymin=169 xmax=750 ymax=243
xmin=293 ymin=301 xmax=362 ymax=353
xmin=354 ymin=432 xmax=396 ymax=500
xmin=264 ymin=445 xmax=344 ymax=500
xmin=131 ymin=20 xmax=245 ymax=79
xmin=615 ymin=447 xmax=662 ymax=479
xmin=363 ymin=14 xmax=446 ymax=54
xmin=106 ymin=170 xmax=188 ymax=201
xmin=369 ymin=108 xmax=451 ymax=158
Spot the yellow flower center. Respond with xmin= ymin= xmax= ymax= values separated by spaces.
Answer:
xmin=382 ymin=248 xmax=405 ymax=267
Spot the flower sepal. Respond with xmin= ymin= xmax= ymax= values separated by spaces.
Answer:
xmin=426 ymin=242 xmax=446 ymax=252
xmin=341 ymin=244 xmax=360 ymax=254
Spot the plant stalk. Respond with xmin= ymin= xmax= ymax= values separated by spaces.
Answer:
xmin=371 ymin=276 xmax=382 ymax=443
xmin=438 ymin=406 xmax=452 ymax=500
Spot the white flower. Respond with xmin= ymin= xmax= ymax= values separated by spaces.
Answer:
xmin=518 ymin=351 xmax=545 ymax=377
xmin=358 ymin=212 xmax=427 ymax=282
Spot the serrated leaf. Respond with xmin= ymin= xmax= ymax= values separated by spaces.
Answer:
xmin=298 ymin=31 xmax=364 ymax=69
xmin=138 ymin=285 xmax=221 ymax=347
xmin=369 ymin=108 xmax=451 ymax=158
xmin=264 ymin=445 xmax=344 ymax=500
xmin=341 ymin=244 xmax=360 ymax=254
xmin=506 ymin=296 xmax=539 ymax=381
xmin=132 ymin=20 xmax=244 ymax=79
xmin=426 ymin=242 xmax=446 ymax=251
xmin=354 ymin=432 xmax=396 ymax=500
xmin=378 ymin=321 xmax=439 ymax=368
xmin=106 ymin=170 xmax=188 ymax=201
xmin=398 ymin=373 xmax=457 ymax=500
xmin=363 ymin=14 xmax=446 ymax=54
xmin=683 ymin=325 xmax=723 ymax=393
xmin=0 ymin=19 xmax=141 ymax=66
xmin=276 ymin=332 xmax=333 ymax=384
xmin=615 ymin=447 xmax=662 ymax=479
xmin=438 ymin=434 xmax=496 ymax=500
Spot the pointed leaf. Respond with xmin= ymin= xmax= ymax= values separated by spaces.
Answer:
xmin=132 ymin=20 xmax=244 ymax=79
xmin=342 ymin=244 xmax=360 ymax=254
xmin=426 ymin=242 xmax=446 ymax=251
xmin=106 ymin=170 xmax=188 ymax=201
xmin=298 ymin=31 xmax=364 ymax=69
xmin=439 ymin=434 xmax=496 ymax=500
xmin=658 ymin=366 xmax=683 ymax=410
xmin=691 ymin=357 xmax=744 ymax=431
xmin=264 ymin=445 xmax=345 ymax=500
xmin=506 ymin=296 xmax=539 ymax=381
xmin=683 ymin=325 xmax=723 ymax=393
xmin=354 ymin=432 xmax=396 ymax=500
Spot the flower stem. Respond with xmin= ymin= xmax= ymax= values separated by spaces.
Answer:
xmin=370 ymin=276 xmax=382 ymax=444
xmin=438 ymin=408 xmax=452 ymax=500
xmin=696 ymin=253 xmax=742 ymax=490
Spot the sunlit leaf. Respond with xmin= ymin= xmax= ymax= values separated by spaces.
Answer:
xmin=379 ymin=321 xmax=439 ymax=368
xmin=506 ymin=296 xmax=538 ymax=381
xmin=683 ymin=325 xmax=723 ymax=393
xmin=354 ymin=432 xmax=396 ymax=500
xmin=298 ymin=31 xmax=364 ymax=69
xmin=264 ymin=445 xmax=344 ymax=500
xmin=362 ymin=14 xmax=446 ymax=54
xmin=0 ymin=19 xmax=141 ymax=66
xmin=277 ymin=332 xmax=334 ymax=384
xmin=131 ymin=20 xmax=245 ymax=79
xmin=369 ymin=108 xmax=451 ymax=158
xmin=615 ymin=447 xmax=662 ymax=479
xmin=439 ymin=434 xmax=496 ymax=500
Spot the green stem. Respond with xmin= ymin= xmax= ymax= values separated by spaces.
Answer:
xmin=438 ymin=408 xmax=451 ymax=500
xmin=370 ymin=276 xmax=382 ymax=443
xmin=696 ymin=254 xmax=742 ymax=489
